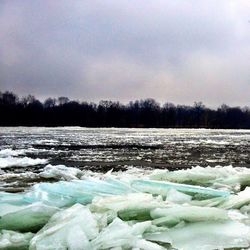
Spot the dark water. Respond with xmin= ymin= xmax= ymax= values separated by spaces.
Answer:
xmin=1 ymin=127 xmax=250 ymax=191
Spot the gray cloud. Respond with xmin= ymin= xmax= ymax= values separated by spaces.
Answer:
xmin=0 ymin=0 xmax=249 ymax=106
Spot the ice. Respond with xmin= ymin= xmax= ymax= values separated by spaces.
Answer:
xmin=0 ymin=149 xmax=26 ymax=157
xmin=151 ymin=166 xmax=216 ymax=184
xmin=40 ymin=164 xmax=83 ymax=181
xmin=91 ymin=218 xmax=135 ymax=249
xmin=91 ymin=218 xmax=156 ymax=250
xmin=151 ymin=165 xmax=250 ymax=191
xmin=150 ymin=205 xmax=229 ymax=224
xmin=91 ymin=193 xmax=156 ymax=212
xmin=131 ymin=179 xmax=230 ymax=199
xmin=219 ymin=187 xmax=250 ymax=209
xmin=91 ymin=193 xmax=166 ymax=221
xmin=134 ymin=239 xmax=166 ymax=250
xmin=145 ymin=220 xmax=250 ymax=250
xmin=0 ymin=192 xmax=27 ymax=205
xmin=30 ymin=204 xmax=98 ymax=250
xmin=0 ymin=164 xmax=250 ymax=249
xmin=0 ymin=202 xmax=60 ymax=232
xmin=0 ymin=156 xmax=48 ymax=168
xmin=24 ymin=178 xmax=136 ymax=207
xmin=189 ymin=196 xmax=227 ymax=207
xmin=0 ymin=230 xmax=34 ymax=250
xmin=165 ymin=189 xmax=192 ymax=204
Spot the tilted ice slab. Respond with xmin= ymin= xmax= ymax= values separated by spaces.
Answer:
xmin=0 ymin=192 xmax=26 ymax=205
xmin=151 ymin=205 xmax=229 ymax=225
xmin=38 ymin=163 xmax=250 ymax=193
xmin=91 ymin=218 xmax=164 ymax=250
xmin=31 ymin=204 xmax=164 ymax=250
xmin=145 ymin=220 xmax=250 ymax=250
xmin=0 ymin=202 xmax=60 ymax=232
xmin=20 ymin=175 xmax=230 ymax=211
xmin=30 ymin=204 xmax=99 ymax=250
xmin=189 ymin=187 xmax=250 ymax=210
xmin=1 ymin=164 xmax=250 ymax=249
xmin=131 ymin=179 xmax=230 ymax=199
xmin=91 ymin=193 xmax=167 ymax=221
xmin=151 ymin=165 xmax=250 ymax=191
xmin=38 ymin=164 xmax=250 ymax=192
xmin=27 ymin=200 xmax=250 ymax=250
xmin=0 ymin=230 xmax=34 ymax=250
xmin=219 ymin=187 xmax=250 ymax=209
xmin=24 ymin=178 xmax=137 ymax=207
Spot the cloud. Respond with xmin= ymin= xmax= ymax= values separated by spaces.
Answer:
xmin=0 ymin=0 xmax=249 ymax=106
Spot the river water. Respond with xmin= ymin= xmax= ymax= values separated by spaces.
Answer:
xmin=1 ymin=127 xmax=250 ymax=192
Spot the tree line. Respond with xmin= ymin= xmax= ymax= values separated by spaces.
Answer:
xmin=1 ymin=91 xmax=250 ymax=128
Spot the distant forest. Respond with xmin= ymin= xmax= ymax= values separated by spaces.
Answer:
xmin=1 ymin=91 xmax=250 ymax=128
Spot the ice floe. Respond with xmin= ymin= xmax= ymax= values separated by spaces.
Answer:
xmin=0 ymin=157 xmax=48 ymax=168
xmin=151 ymin=165 xmax=250 ymax=191
xmin=0 ymin=149 xmax=26 ymax=157
xmin=1 ymin=165 xmax=250 ymax=249
xmin=40 ymin=164 xmax=83 ymax=181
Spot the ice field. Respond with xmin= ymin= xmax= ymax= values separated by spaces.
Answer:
xmin=1 ymin=127 xmax=250 ymax=249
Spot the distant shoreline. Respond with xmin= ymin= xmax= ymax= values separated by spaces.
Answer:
xmin=1 ymin=126 xmax=250 ymax=130
xmin=1 ymin=91 xmax=250 ymax=129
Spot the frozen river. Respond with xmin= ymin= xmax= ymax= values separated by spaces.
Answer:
xmin=1 ymin=127 xmax=250 ymax=191
xmin=1 ymin=127 xmax=250 ymax=250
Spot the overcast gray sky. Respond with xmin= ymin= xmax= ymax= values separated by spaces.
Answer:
xmin=0 ymin=0 xmax=249 ymax=106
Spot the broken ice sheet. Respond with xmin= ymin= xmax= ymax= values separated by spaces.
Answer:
xmin=24 ymin=178 xmax=136 ymax=208
xmin=29 ymin=204 xmax=98 ymax=250
xmin=165 ymin=188 xmax=192 ymax=204
xmin=219 ymin=187 xmax=250 ymax=209
xmin=0 ymin=192 xmax=26 ymax=205
xmin=150 ymin=165 xmax=250 ymax=191
xmin=131 ymin=179 xmax=230 ymax=199
xmin=0 ymin=230 xmax=34 ymax=250
xmin=0 ymin=163 xmax=250 ymax=249
xmin=145 ymin=220 xmax=250 ymax=250
xmin=150 ymin=205 xmax=229 ymax=225
xmin=39 ymin=164 xmax=83 ymax=181
xmin=91 ymin=218 xmax=162 ymax=250
xmin=0 ymin=202 xmax=60 ymax=232
xmin=30 ymin=206 xmax=164 ymax=250
xmin=90 ymin=193 xmax=166 ymax=221
xmin=91 ymin=218 xmax=136 ymax=249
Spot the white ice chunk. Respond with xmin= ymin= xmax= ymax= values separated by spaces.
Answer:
xmin=91 ymin=218 xmax=135 ymax=249
xmin=92 ymin=219 xmax=160 ymax=249
xmin=0 ymin=230 xmax=34 ymax=249
xmin=151 ymin=165 xmax=250 ymax=191
xmin=0 ymin=202 xmax=60 ymax=232
xmin=0 ymin=149 xmax=26 ymax=157
xmin=40 ymin=164 xmax=83 ymax=181
xmin=134 ymin=239 xmax=166 ymax=250
xmin=91 ymin=193 xmax=165 ymax=221
xmin=145 ymin=220 xmax=250 ymax=250
xmin=131 ymin=179 xmax=230 ymax=199
xmin=30 ymin=204 xmax=98 ymax=250
xmin=0 ymin=156 xmax=47 ymax=168
xmin=166 ymin=188 xmax=192 ymax=204
xmin=219 ymin=187 xmax=250 ymax=209
xmin=151 ymin=205 xmax=229 ymax=223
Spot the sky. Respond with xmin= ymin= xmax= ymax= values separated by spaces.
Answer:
xmin=0 ymin=0 xmax=249 ymax=107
